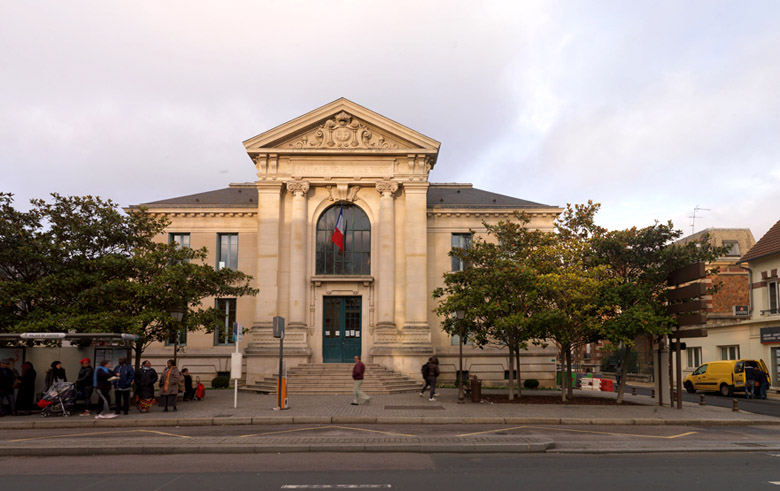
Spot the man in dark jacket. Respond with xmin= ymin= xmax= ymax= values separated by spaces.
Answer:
xmin=93 ymin=360 xmax=116 ymax=419
xmin=350 ymin=356 xmax=371 ymax=406
xmin=744 ymin=365 xmax=755 ymax=399
xmin=0 ymin=359 xmax=17 ymax=416
xmin=76 ymin=358 xmax=94 ymax=415
xmin=113 ymin=357 xmax=135 ymax=416
xmin=420 ymin=358 xmax=432 ymax=397
xmin=426 ymin=357 xmax=440 ymax=401
xmin=756 ymin=369 xmax=769 ymax=400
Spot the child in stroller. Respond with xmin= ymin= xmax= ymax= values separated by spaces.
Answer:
xmin=38 ymin=381 xmax=77 ymax=417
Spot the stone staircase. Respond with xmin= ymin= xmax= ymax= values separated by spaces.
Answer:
xmin=242 ymin=363 xmax=421 ymax=394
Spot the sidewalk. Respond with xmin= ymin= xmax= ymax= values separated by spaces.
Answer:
xmin=1 ymin=387 xmax=778 ymax=430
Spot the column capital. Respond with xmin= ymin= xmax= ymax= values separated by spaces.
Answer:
xmin=375 ymin=181 xmax=399 ymax=197
xmin=286 ymin=180 xmax=310 ymax=197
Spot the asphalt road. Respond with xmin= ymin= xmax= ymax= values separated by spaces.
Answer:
xmin=630 ymin=385 xmax=780 ymax=417
xmin=4 ymin=423 xmax=780 ymax=446
xmin=2 ymin=452 xmax=780 ymax=489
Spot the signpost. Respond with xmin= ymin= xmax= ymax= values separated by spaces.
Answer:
xmin=273 ymin=316 xmax=288 ymax=410
xmin=666 ymin=261 xmax=708 ymax=410
xmin=231 ymin=322 xmax=243 ymax=409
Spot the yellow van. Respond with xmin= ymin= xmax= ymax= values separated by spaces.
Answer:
xmin=683 ymin=359 xmax=770 ymax=397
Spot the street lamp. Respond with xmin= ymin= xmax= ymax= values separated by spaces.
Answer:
xmin=169 ymin=306 xmax=184 ymax=365
xmin=456 ymin=309 xmax=466 ymax=404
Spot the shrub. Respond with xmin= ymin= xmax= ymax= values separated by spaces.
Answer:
xmin=523 ymin=379 xmax=539 ymax=389
xmin=211 ymin=375 xmax=230 ymax=389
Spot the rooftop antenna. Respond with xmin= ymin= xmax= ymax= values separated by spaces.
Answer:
xmin=689 ymin=205 xmax=710 ymax=235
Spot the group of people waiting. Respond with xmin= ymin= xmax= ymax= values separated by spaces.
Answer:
xmin=0 ymin=356 xmax=198 ymax=418
xmin=745 ymin=365 xmax=770 ymax=400
xmin=0 ymin=358 xmax=36 ymax=416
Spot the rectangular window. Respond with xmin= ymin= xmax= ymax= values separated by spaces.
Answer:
xmin=720 ymin=345 xmax=739 ymax=360
xmin=217 ymin=233 xmax=238 ymax=270
xmin=769 ymin=281 xmax=778 ymax=314
xmin=451 ymin=233 xmax=472 ymax=272
xmin=450 ymin=333 xmax=473 ymax=346
xmin=169 ymin=233 xmax=190 ymax=249
xmin=687 ymin=347 xmax=702 ymax=368
xmin=215 ymin=298 xmax=237 ymax=345
xmin=722 ymin=240 xmax=740 ymax=257
xmin=166 ymin=327 xmax=187 ymax=346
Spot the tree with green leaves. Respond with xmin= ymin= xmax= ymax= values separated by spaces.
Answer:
xmin=534 ymin=202 xmax=613 ymax=401
xmin=591 ymin=223 xmax=729 ymax=403
xmin=433 ymin=215 xmax=550 ymax=399
xmin=0 ymin=193 xmax=257 ymax=372
xmin=104 ymin=238 xmax=258 ymax=371
xmin=0 ymin=193 xmax=162 ymax=333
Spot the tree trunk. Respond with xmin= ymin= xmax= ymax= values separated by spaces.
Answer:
xmin=133 ymin=339 xmax=143 ymax=373
xmin=507 ymin=349 xmax=515 ymax=400
xmin=560 ymin=346 xmax=568 ymax=402
xmin=514 ymin=347 xmax=522 ymax=398
xmin=616 ymin=347 xmax=631 ymax=404
xmin=566 ymin=348 xmax=574 ymax=400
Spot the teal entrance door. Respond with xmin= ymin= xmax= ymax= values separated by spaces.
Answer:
xmin=323 ymin=296 xmax=362 ymax=363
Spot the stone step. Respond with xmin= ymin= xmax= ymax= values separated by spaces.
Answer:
xmin=243 ymin=363 xmax=420 ymax=394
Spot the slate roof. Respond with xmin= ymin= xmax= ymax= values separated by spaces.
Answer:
xmin=427 ymin=184 xmax=556 ymax=209
xmin=739 ymin=219 xmax=780 ymax=263
xmin=132 ymin=186 xmax=258 ymax=208
xmin=133 ymin=183 xmax=557 ymax=210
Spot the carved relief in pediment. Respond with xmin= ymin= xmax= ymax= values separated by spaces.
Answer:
xmin=283 ymin=111 xmax=408 ymax=150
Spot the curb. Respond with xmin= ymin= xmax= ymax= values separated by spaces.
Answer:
xmin=1 ymin=416 xmax=778 ymax=429
xmin=0 ymin=441 xmax=556 ymax=457
xmin=548 ymin=446 xmax=780 ymax=454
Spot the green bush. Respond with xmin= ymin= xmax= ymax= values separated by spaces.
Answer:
xmin=211 ymin=375 xmax=230 ymax=389
xmin=523 ymin=379 xmax=539 ymax=389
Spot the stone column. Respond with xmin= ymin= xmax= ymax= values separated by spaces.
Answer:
xmin=403 ymin=182 xmax=429 ymax=329
xmin=254 ymin=182 xmax=283 ymax=328
xmin=286 ymin=180 xmax=310 ymax=328
xmin=376 ymin=181 xmax=398 ymax=328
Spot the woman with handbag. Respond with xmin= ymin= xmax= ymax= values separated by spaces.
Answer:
xmin=159 ymin=359 xmax=180 ymax=412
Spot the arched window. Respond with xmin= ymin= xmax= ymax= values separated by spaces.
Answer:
xmin=316 ymin=204 xmax=371 ymax=275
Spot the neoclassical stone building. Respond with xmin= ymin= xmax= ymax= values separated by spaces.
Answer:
xmin=135 ymin=99 xmax=562 ymax=386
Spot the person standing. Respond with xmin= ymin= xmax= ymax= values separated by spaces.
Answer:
xmin=420 ymin=358 xmax=432 ymax=397
xmin=113 ymin=357 xmax=135 ymax=416
xmin=756 ymin=369 xmax=769 ymax=400
xmin=76 ymin=358 xmax=94 ymax=415
xmin=159 ymin=359 xmax=180 ymax=412
xmin=350 ymin=355 xmax=371 ymax=406
xmin=44 ymin=361 xmax=67 ymax=388
xmin=615 ymin=362 xmax=623 ymax=389
xmin=745 ymin=365 xmax=755 ymax=399
xmin=136 ymin=360 xmax=158 ymax=413
xmin=93 ymin=360 xmax=116 ymax=419
xmin=15 ymin=361 xmax=36 ymax=415
xmin=0 ymin=359 xmax=17 ymax=416
xmin=181 ymin=369 xmax=195 ymax=401
xmin=426 ymin=356 xmax=440 ymax=401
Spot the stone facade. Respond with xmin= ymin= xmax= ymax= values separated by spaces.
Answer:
xmin=673 ymin=225 xmax=780 ymax=389
xmin=133 ymin=99 xmax=562 ymax=387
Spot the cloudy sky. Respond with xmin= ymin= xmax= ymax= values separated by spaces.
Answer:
xmin=2 ymin=1 xmax=779 ymax=240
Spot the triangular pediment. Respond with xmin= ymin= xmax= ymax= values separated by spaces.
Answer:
xmin=243 ymin=98 xmax=440 ymax=154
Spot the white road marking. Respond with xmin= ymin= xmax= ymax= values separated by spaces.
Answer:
xmin=281 ymin=486 xmax=391 ymax=489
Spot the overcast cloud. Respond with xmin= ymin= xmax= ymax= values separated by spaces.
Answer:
xmin=2 ymin=1 xmax=779 ymax=240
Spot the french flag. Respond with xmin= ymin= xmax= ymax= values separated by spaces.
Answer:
xmin=331 ymin=206 xmax=345 ymax=252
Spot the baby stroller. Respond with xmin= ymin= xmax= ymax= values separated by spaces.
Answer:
xmin=38 ymin=381 xmax=77 ymax=417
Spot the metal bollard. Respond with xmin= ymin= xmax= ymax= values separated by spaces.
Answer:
xmin=699 ymin=394 xmax=706 ymax=406
xmin=732 ymin=399 xmax=739 ymax=412
xmin=632 ymin=387 xmax=637 ymax=396
xmin=651 ymin=389 xmax=655 ymax=399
